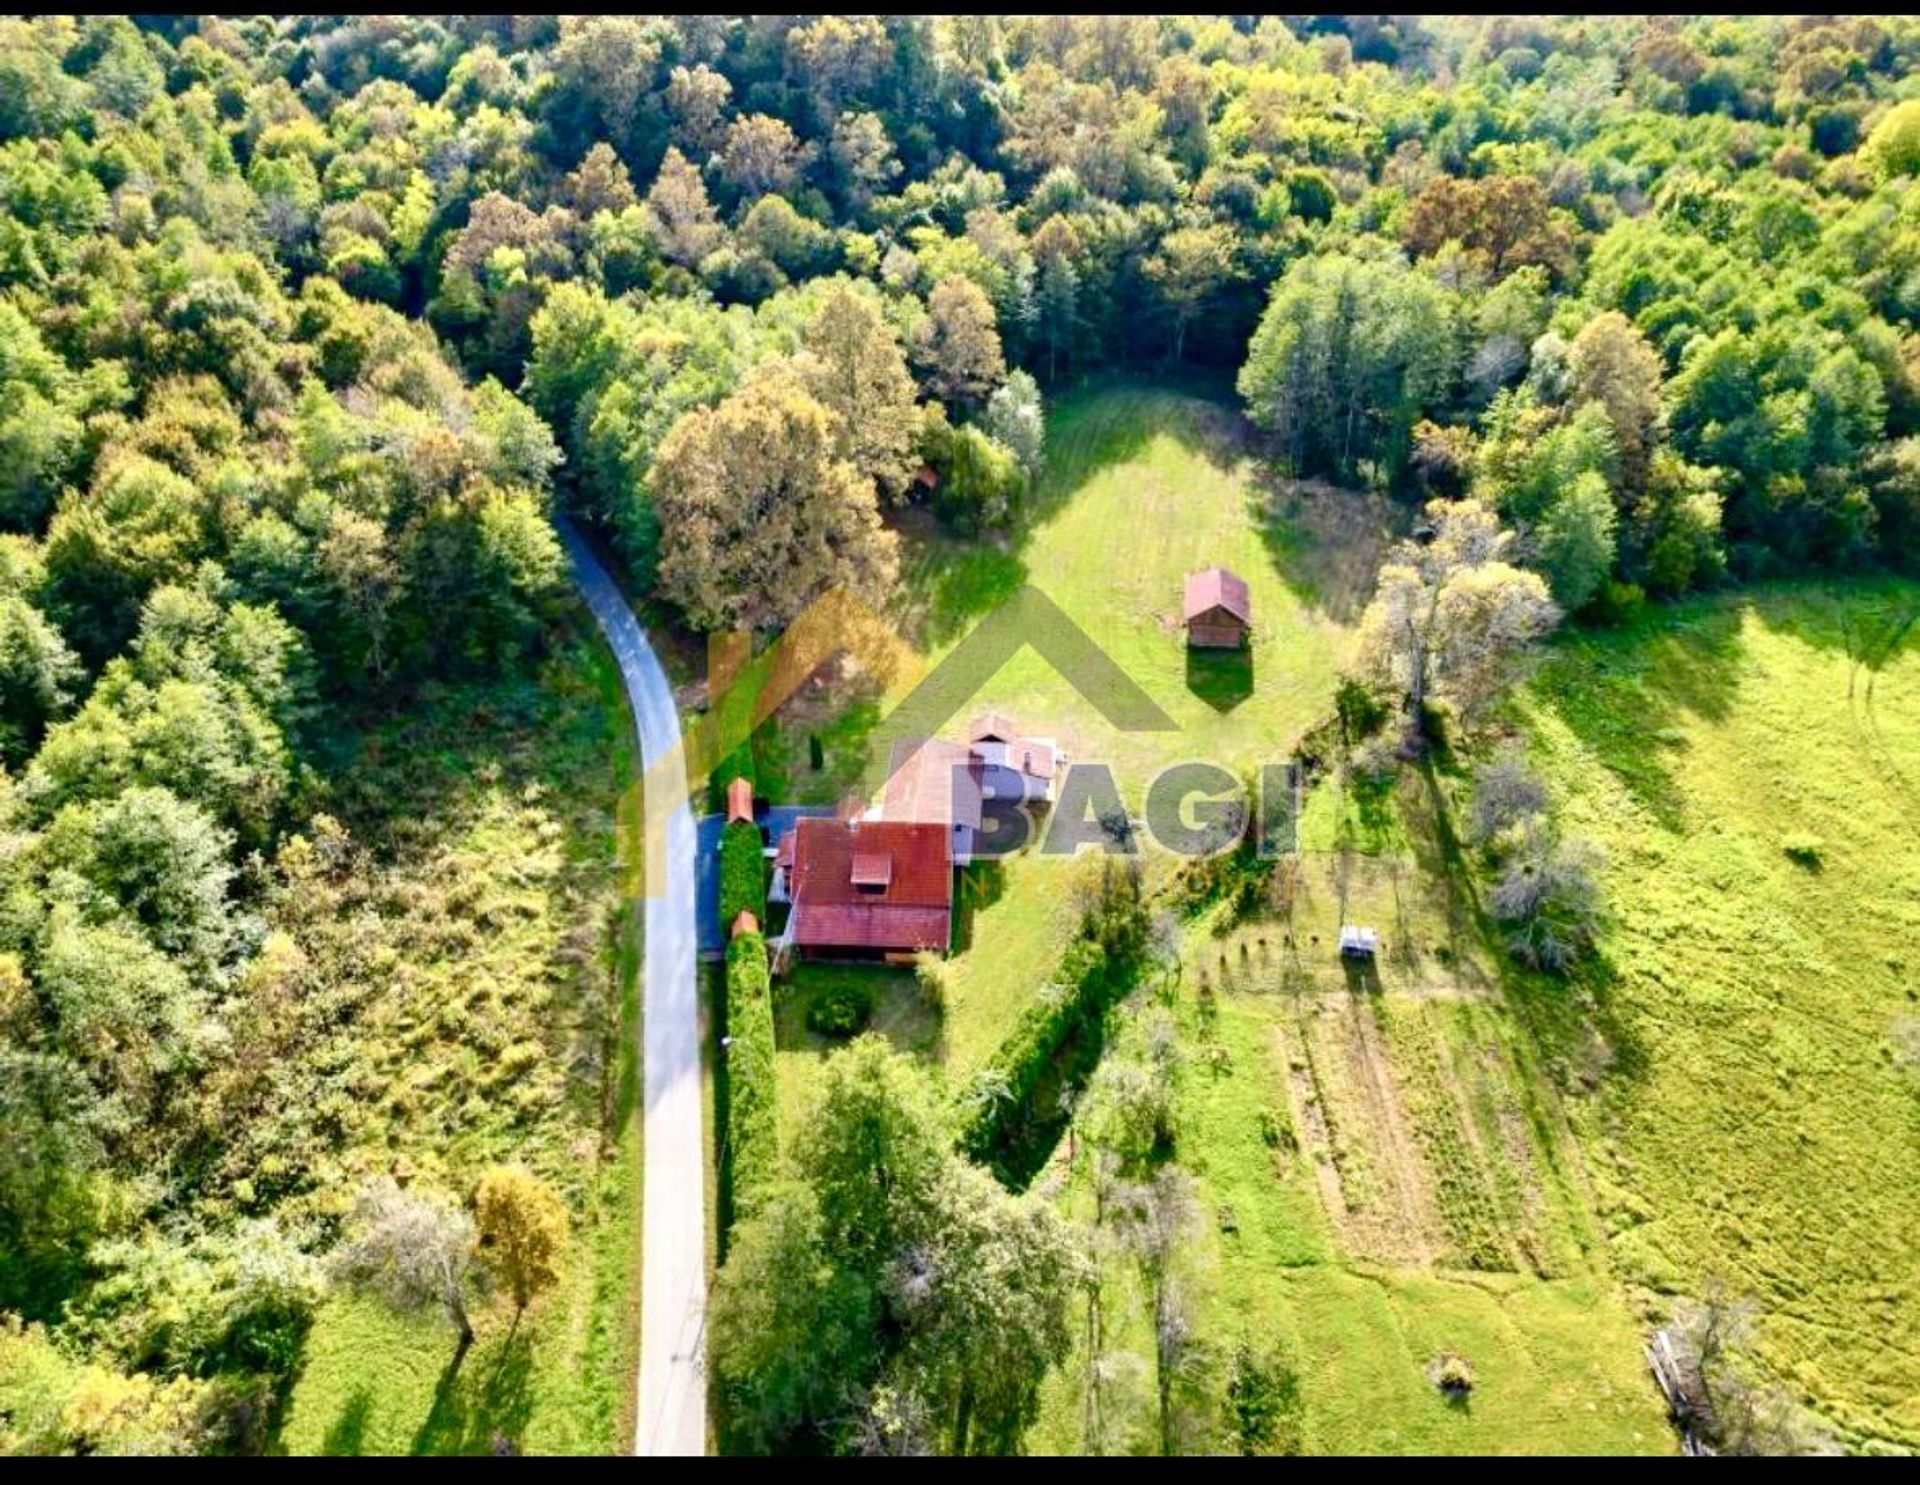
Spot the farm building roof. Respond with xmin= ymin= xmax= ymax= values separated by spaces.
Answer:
xmin=883 ymin=737 xmax=984 ymax=832
xmin=1183 ymin=566 xmax=1252 ymax=625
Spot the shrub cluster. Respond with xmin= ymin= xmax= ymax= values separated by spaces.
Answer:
xmin=803 ymin=976 xmax=874 ymax=1038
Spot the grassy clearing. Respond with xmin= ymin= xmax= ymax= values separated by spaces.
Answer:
xmin=771 ymin=961 xmax=935 ymax=1141
xmin=277 ymin=629 xmax=643 ymax=1454
xmin=748 ymin=381 xmax=1677 ymax=1453
xmin=762 ymin=383 xmax=1385 ymax=1078
xmin=1518 ymin=580 xmax=1920 ymax=1452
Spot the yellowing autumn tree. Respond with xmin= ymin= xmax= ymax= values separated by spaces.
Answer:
xmin=1356 ymin=499 xmax=1559 ymax=746
xmin=652 ymin=363 xmax=899 ymax=633
xmin=798 ymin=285 xmax=921 ymax=503
xmin=474 ymin=1165 xmax=568 ymax=1318
xmin=916 ymin=276 xmax=1006 ymax=412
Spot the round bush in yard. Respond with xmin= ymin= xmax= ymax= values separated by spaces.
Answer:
xmin=1429 ymin=1352 xmax=1475 ymax=1399
xmin=806 ymin=977 xmax=875 ymax=1037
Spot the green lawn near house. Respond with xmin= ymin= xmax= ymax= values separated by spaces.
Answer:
xmin=744 ymin=380 xmax=1920 ymax=1453
xmin=756 ymin=381 xmax=1678 ymax=1452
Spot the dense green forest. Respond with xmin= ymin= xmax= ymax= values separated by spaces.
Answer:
xmin=2 ymin=13 xmax=1918 ymax=1457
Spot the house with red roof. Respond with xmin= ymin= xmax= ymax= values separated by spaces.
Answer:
xmin=1184 ymin=566 xmax=1251 ymax=649
xmin=781 ymin=817 xmax=953 ymax=962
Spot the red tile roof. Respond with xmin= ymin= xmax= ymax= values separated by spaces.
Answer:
xmin=1183 ymin=566 xmax=1251 ymax=625
xmin=731 ymin=909 xmax=759 ymax=939
xmin=789 ymin=818 xmax=951 ymax=953
xmin=726 ymin=775 xmax=754 ymax=823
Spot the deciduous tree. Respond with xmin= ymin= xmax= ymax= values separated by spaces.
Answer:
xmin=651 ymin=366 xmax=897 ymax=632
xmin=473 ymin=1164 xmax=567 ymax=1320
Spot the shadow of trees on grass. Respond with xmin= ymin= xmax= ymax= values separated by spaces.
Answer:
xmin=410 ymin=1330 xmax=535 ymax=1456
xmin=1529 ymin=601 xmax=1748 ymax=833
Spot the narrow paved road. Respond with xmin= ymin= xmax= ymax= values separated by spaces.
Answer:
xmin=557 ymin=517 xmax=706 ymax=1457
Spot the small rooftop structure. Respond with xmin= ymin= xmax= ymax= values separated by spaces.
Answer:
xmin=1183 ymin=567 xmax=1251 ymax=649
xmin=726 ymin=775 xmax=754 ymax=824
xmin=731 ymin=909 xmax=759 ymax=939
xmin=1338 ymin=925 xmax=1380 ymax=959
xmin=849 ymin=851 xmax=893 ymax=889
xmin=968 ymin=711 xmax=1019 ymax=744
xmin=964 ymin=711 xmax=1060 ymax=804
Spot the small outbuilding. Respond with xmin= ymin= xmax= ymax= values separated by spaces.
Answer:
xmin=1338 ymin=924 xmax=1379 ymax=959
xmin=726 ymin=775 xmax=754 ymax=824
xmin=1183 ymin=567 xmax=1251 ymax=649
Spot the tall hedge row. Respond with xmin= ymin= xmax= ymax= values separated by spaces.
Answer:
xmin=958 ymin=864 xmax=1153 ymax=1174
xmin=723 ymin=930 xmax=779 ymax=1213
xmin=719 ymin=817 xmax=767 ymax=933
xmin=958 ymin=936 xmax=1114 ymax=1164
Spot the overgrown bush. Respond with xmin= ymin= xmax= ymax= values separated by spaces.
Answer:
xmin=1468 ymin=754 xmax=1549 ymax=846
xmin=1228 ymin=1340 xmax=1304 ymax=1454
xmin=1781 ymin=832 xmax=1824 ymax=868
xmin=912 ymin=950 xmax=951 ymax=1013
xmin=1334 ymin=674 xmax=1388 ymax=743
xmin=1431 ymin=1351 xmax=1475 ymax=1397
xmin=1469 ymin=754 xmax=1601 ymax=973
xmin=723 ymin=933 xmax=779 ymax=1213
xmin=719 ymin=817 xmax=766 ymax=933
xmin=1489 ymin=819 xmax=1604 ymax=973
xmin=804 ymin=975 xmax=874 ymax=1038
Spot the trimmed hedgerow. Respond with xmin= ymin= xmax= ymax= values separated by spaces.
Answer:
xmin=719 ymin=817 xmax=766 ymax=934
xmin=722 ymin=931 xmax=779 ymax=1215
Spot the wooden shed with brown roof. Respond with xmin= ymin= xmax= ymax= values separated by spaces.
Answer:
xmin=1183 ymin=566 xmax=1251 ymax=649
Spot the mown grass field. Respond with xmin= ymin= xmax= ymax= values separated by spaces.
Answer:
xmin=277 ymin=630 xmax=644 ymax=1455
xmin=1519 ymin=582 xmax=1920 ymax=1452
